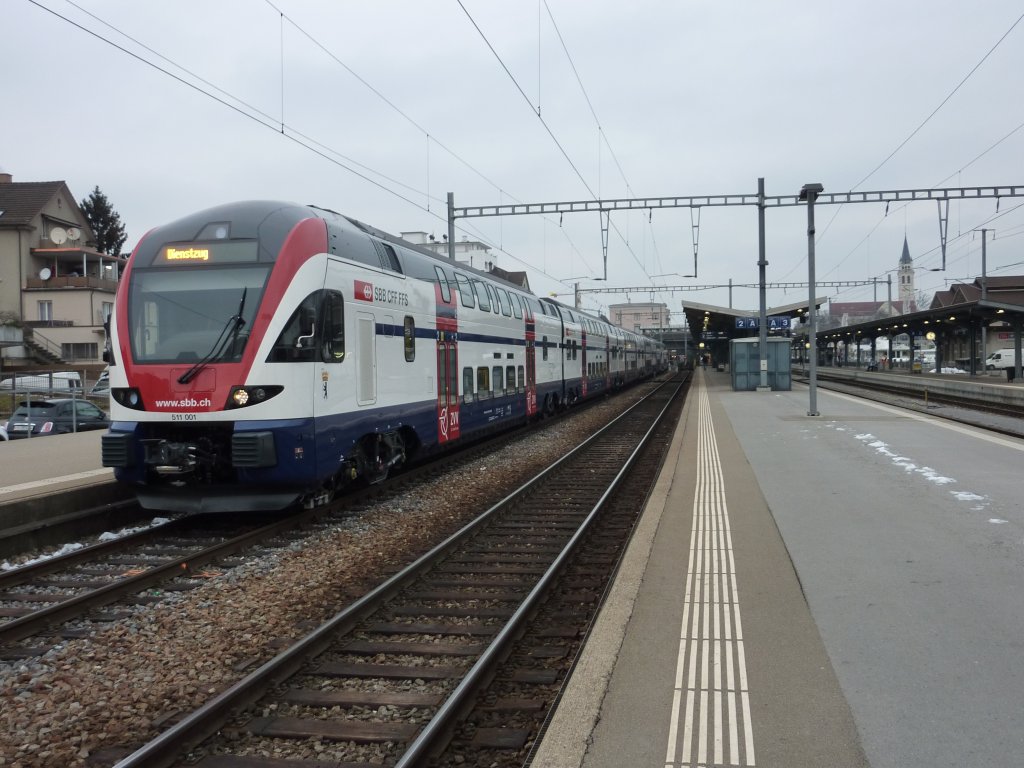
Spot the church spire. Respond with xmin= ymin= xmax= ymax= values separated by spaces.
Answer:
xmin=898 ymin=236 xmax=915 ymax=310
xmin=900 ymin=236 xmax=912 ymax=265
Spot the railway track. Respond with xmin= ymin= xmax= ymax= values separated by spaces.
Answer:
xmin=0 ymin=513 xmax=311 ymax=658
xmin=0 ymin=387 xmax=635 ymax=659
xmin=107 ymin=373 xmax=688 ymax=768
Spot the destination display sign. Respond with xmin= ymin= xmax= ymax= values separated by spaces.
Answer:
xmin=157 ymin=241 xmax=258 ymax=266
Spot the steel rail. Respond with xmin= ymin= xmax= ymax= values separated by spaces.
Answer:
xmin=395 ymin=377 xmax=684 ymax=766
xmin=111 ymin=376 xmax=682 ymax=768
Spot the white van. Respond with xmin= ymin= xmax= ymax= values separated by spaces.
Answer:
xmin=0 ymin=371 xmax=84 ymax=394
xmin=985 ymin=348 xmax=1019 ymax=370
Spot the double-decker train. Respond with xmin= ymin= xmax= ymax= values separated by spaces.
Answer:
xmin=101 ymin=201 xmax=666 ymax=512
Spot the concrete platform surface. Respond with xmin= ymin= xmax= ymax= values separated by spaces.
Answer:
xmin=534 ymin=370 xmax=1024 ymax=768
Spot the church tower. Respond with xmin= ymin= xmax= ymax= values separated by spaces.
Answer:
xmin=898 ymin=236 xmax=915 ymax=311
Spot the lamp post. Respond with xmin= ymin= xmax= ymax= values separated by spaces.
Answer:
xmin=800 ymin=183 xmax=823 ymax=416
xmin=757 ymin=177 xmax=769 ymax=390
xmin=979 ymin=228 xmax=989 ymax=373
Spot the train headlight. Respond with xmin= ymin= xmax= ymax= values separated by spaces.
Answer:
xmin=112 ymin=388 xmax=146 ymax=410
xmin=226 ymin=385 xmax=283 ymax=409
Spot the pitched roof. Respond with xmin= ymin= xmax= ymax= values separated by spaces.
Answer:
xmin=0 ymin=181 xmax=67 ymax=228
xmin=487 ymin=264 xmax=531 ymax=290
xmin=829 ymin=301 xmax=882 ymax=315
xmin=829 ymin=299 xmax=915 ymax=316
xmin=929 ymin=277 xmax=1024 ymax=308
xmin=983 ymin=276 xmax=1024 ymax=290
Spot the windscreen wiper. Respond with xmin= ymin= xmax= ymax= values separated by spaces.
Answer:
xmin=177 ymin=288 xmax=247 ymax=385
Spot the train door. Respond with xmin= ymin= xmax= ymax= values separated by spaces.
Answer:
xmin=605 ymin=335 xmax=612 ymax=390
xmin=524 ymin=301 xmax=538 ymax=416
xmin=580 ymin=326 xmax=588 ymax=398
xmin=436 ymin=338 xmax=460 ymax=443
xmin=356 ymin=312 xmax=377 ymax=405
xmin=311 ymin=271 xmax=347 ymax=493
xmin=434 ymin=267 xmax=460 ymax=444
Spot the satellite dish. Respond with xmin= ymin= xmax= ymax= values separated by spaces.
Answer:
xmin=39 ymin=267 xmax=52 ymax=280
xmin=50 ymin=227 xmax=67 ymax=245
xmin=66 ymin=227 xmax=81 ymax=242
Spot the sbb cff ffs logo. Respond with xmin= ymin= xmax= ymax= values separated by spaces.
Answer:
xmin=355 ymin=280 xmax=374 ymax=302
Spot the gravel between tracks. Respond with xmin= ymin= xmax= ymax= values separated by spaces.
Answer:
xmin=0 ymin=393 xmax=644 ymax=768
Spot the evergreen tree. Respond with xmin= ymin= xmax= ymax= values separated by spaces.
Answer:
xmin=80 ymin=186 xmax=128 ymax=257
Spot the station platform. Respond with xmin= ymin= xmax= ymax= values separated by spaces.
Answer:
xmin=0 ymin=431 xmax=132 ymax=558
xmin=534 ymin=369 xmax=1024 ymax=768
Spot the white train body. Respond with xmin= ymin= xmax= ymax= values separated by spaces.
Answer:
xmin=101 ymin=201 xmax=665 ymax=512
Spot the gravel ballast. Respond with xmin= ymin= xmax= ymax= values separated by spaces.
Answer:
xmin=0 ymin=393 xmax=645 ymax=767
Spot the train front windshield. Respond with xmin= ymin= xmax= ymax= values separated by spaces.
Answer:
xmin=128 ymin=266 xmax=269 ymax=364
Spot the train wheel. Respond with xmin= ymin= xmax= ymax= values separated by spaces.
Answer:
xmin=543 ymin=395 xmax=556 ymax=418
xmin=361 ymin=431 xmax=406 ymax=485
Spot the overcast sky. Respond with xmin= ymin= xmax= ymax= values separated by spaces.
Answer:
xmin=3 ymin=1 xmax=1023 ymax=316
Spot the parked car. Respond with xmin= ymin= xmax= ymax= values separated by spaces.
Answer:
xmin=0 ymin=424 xmax=7 ymax=441
xmin=3 ymin=398 xmax=109 ymax=438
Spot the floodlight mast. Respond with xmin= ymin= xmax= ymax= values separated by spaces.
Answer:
xmin=757 ymin=178 xmax=769 ymax=391
xmin=800 ymin=183 xmax=824 ymax=417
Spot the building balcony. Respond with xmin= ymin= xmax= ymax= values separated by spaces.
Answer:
xmin=25 ymin=275 xmax=119 ymax=292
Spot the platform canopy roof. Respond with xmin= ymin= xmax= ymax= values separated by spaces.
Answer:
xmin=681 ymin=297 xmax=828 ymax=344
xmin=791 ymin=277 xmax=1024 ymax=350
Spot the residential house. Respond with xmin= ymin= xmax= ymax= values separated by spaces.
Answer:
xmin=400 ymin=230 xmax=530 ymax=290
xmin=0 ymin=173 xmax=125 ymax=367
xmin=608 ymin=302 xmax=671 ymax=334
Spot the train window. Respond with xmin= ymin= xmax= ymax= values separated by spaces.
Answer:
xmin=511 ymin=294 xmax=523 ymax=319
xmin=517 ymin=365 xmax=525 ymax=389
xmin=433 ymin=266 xmax=452 ymax=304
xmin=485 ymin=285 xmax=500 ymax=314
xmin=455 ymin=273 xmax=475 ymax=309
xmin=370 ymin=240 xmax=402 ymax=272
xmin=473 ymin=280 xmax=490 ymax=312
xmin=493 ymin=365 xmax=504 ymax=392
xmin=506 ymin=365 xmax=515 ymax=391
xmin=496 ymin=288 xmax=512 ymax=317
xmin=477 ymin=366 xmax=490 ymax=396
xmin=268 ymin=292 xmax=319 ymax=363
xmin=573 ymin=340 xmax=578 ymax=360
xmin=404 ymin=316 xmax=415 ymax=362
xmin=542 ymin=335 xmax=549 ymax=361
xmin=318 ymin=291 xmax=345 ymax=362
xmin=463 ymin=367 xmax=475 ymax=401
